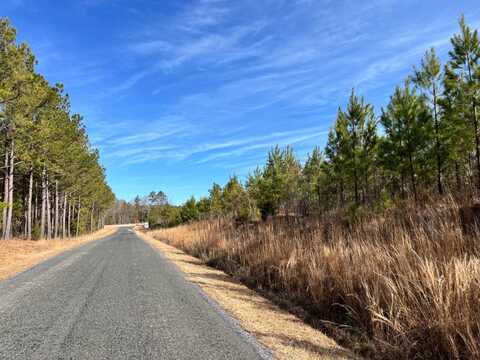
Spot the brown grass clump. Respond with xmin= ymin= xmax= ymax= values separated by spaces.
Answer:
xmin=150 ymin=200 xmax=480 ymax=359
xmin=0 ymin=227 xmax=116 ymax=281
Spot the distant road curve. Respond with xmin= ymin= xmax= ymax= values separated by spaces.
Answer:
xmin=0 ymin=227 xmax=272 ymax=360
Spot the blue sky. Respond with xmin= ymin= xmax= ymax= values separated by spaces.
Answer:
xmin=1 ymin=0 xmax=479 ymax=204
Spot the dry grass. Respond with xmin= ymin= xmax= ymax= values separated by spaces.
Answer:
xmin=0 ymin=227 xmax=116 ymax=281
xmin=150 ymin=200 xmax=480 ymax=359
xmin=138 ymin=231 xmax=357 ymax=360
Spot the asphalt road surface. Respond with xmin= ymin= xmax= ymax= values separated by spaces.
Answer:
xmin=0 ymin=228 xmax=272 ymax=360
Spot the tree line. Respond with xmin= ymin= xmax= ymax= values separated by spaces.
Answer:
xmin=105 ymin=192 xmax=174 ymax=226
xmin=137 ymin=16 xmax=479 ymax=226
xmin=0 ymin=18 xmax=114 ymax=240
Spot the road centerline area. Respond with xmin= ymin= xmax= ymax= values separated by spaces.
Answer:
xmin=0 ymin=228 xmax=272 ymax=360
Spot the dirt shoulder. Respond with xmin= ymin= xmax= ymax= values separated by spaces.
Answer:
xmin=0 ymin=227 xmax=117 ymax=281
xmin=139 ymin=231 xmax=358 ymax=360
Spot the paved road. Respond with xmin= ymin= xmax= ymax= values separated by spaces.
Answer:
xmin=0 ymin=228 xmax=271 ymax=360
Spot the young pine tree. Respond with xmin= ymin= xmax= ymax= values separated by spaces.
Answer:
xmin=448 ymin=15 xmax=480 ymax=190
xmin=379 ymin=81 xmax=433 ymax=202
xmin=412 ymin=48 xmax=445 ymax=194
xmin=301 ymin=146 xmax=324 ymax=214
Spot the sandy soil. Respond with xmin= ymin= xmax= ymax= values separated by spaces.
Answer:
xmin=0 ymin=228 xmax=117 ymax=281
xmin=139 ymin=231 xmax=358 ymax=360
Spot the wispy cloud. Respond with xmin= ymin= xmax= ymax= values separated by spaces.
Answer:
xmin=178 ymin=0 xmax=230 ymax=33
xmin=130 ymin=21 xmax=267 ymax=71
xmin=113 ymin=125 xmax=328 ymax=166
xmin=100 ymin=69 xmax=153 ymax=97
xmin=98 ymin=115 xmax=195 ymax=157
xmin=105 ymin=130 xmax=181 ymax=147
xmin=195 ymin=130 xmax=328 ymax=165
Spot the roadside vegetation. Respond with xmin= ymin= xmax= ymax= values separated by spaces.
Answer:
xmin=151 ymin=203 xmax=479 ymax=359
xmin=111 ymin=17 xmax=480 ymax=359
xmin=0 ymin=19 xmax=114 ymax=240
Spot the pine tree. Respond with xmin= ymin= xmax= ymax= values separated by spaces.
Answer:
xmin=208 ymin=183 xmax=224 ymax=217
xmin=448 ymin=15 xmax=480 ymax=189
xmin=324 ymin=109 xmax=349 ymax=207
xmin=440 ymin=65 xmax=473 ymax=192
xmin=301 ymin=146 xmax=324 ymax=214
xmin=412 ymin=48 xmax=445 ymax=194
xmin=180 ymin=196 xmax=199 ymax=223
xmin=343 ymin=90 xmax=377 ymax=205
xmin=222 ymin=175 xmax=250 ymax=220
xmin=379 ymin=81 xmax=433 ymax=202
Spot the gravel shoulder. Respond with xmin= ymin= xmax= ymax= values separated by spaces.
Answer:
xmin=139 ymin=230 xmax=358 ymax=360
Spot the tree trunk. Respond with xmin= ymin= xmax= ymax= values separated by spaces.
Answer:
xmin=76 ymin=197 xmax=81 ymax=237
xmin=34 ymin=181 xmax=38 ymax=225
xmin=27 ymin=169 xmax=33 ymax=239
xmin=40 ymin=169 xmax=46 ymax=239
xmin=473 ymin=104 xmax=480 ymax=191
xmin=67 ymin=201 xmax=72 ymax=237
xmin=432 ymin=85 xmax=443 ymax=195
xmin=54 ymin=180 xmax=59 ymax=238
xmin=46 ymin=179 xmax=51 ymax=239
xmin=5 ymin=141 xmax=14 ymax=240
xmin=23 ymin=191 xmax=27 ymax=238
xmin=62 ymin=193 xmax=67 ymax=238
xmin=90 ymin=202 xmax=95 ymax=233
xmin=2 ymin=144 xmax=9 ymax=239
xmin=466 ymin=56 xmax=480 ymax=191
xmin=97 ymin=210 xmax=101 ymax=231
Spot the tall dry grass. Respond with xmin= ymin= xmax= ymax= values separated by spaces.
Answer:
xmin=150 ymin=200 xmax=480 ymax=359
